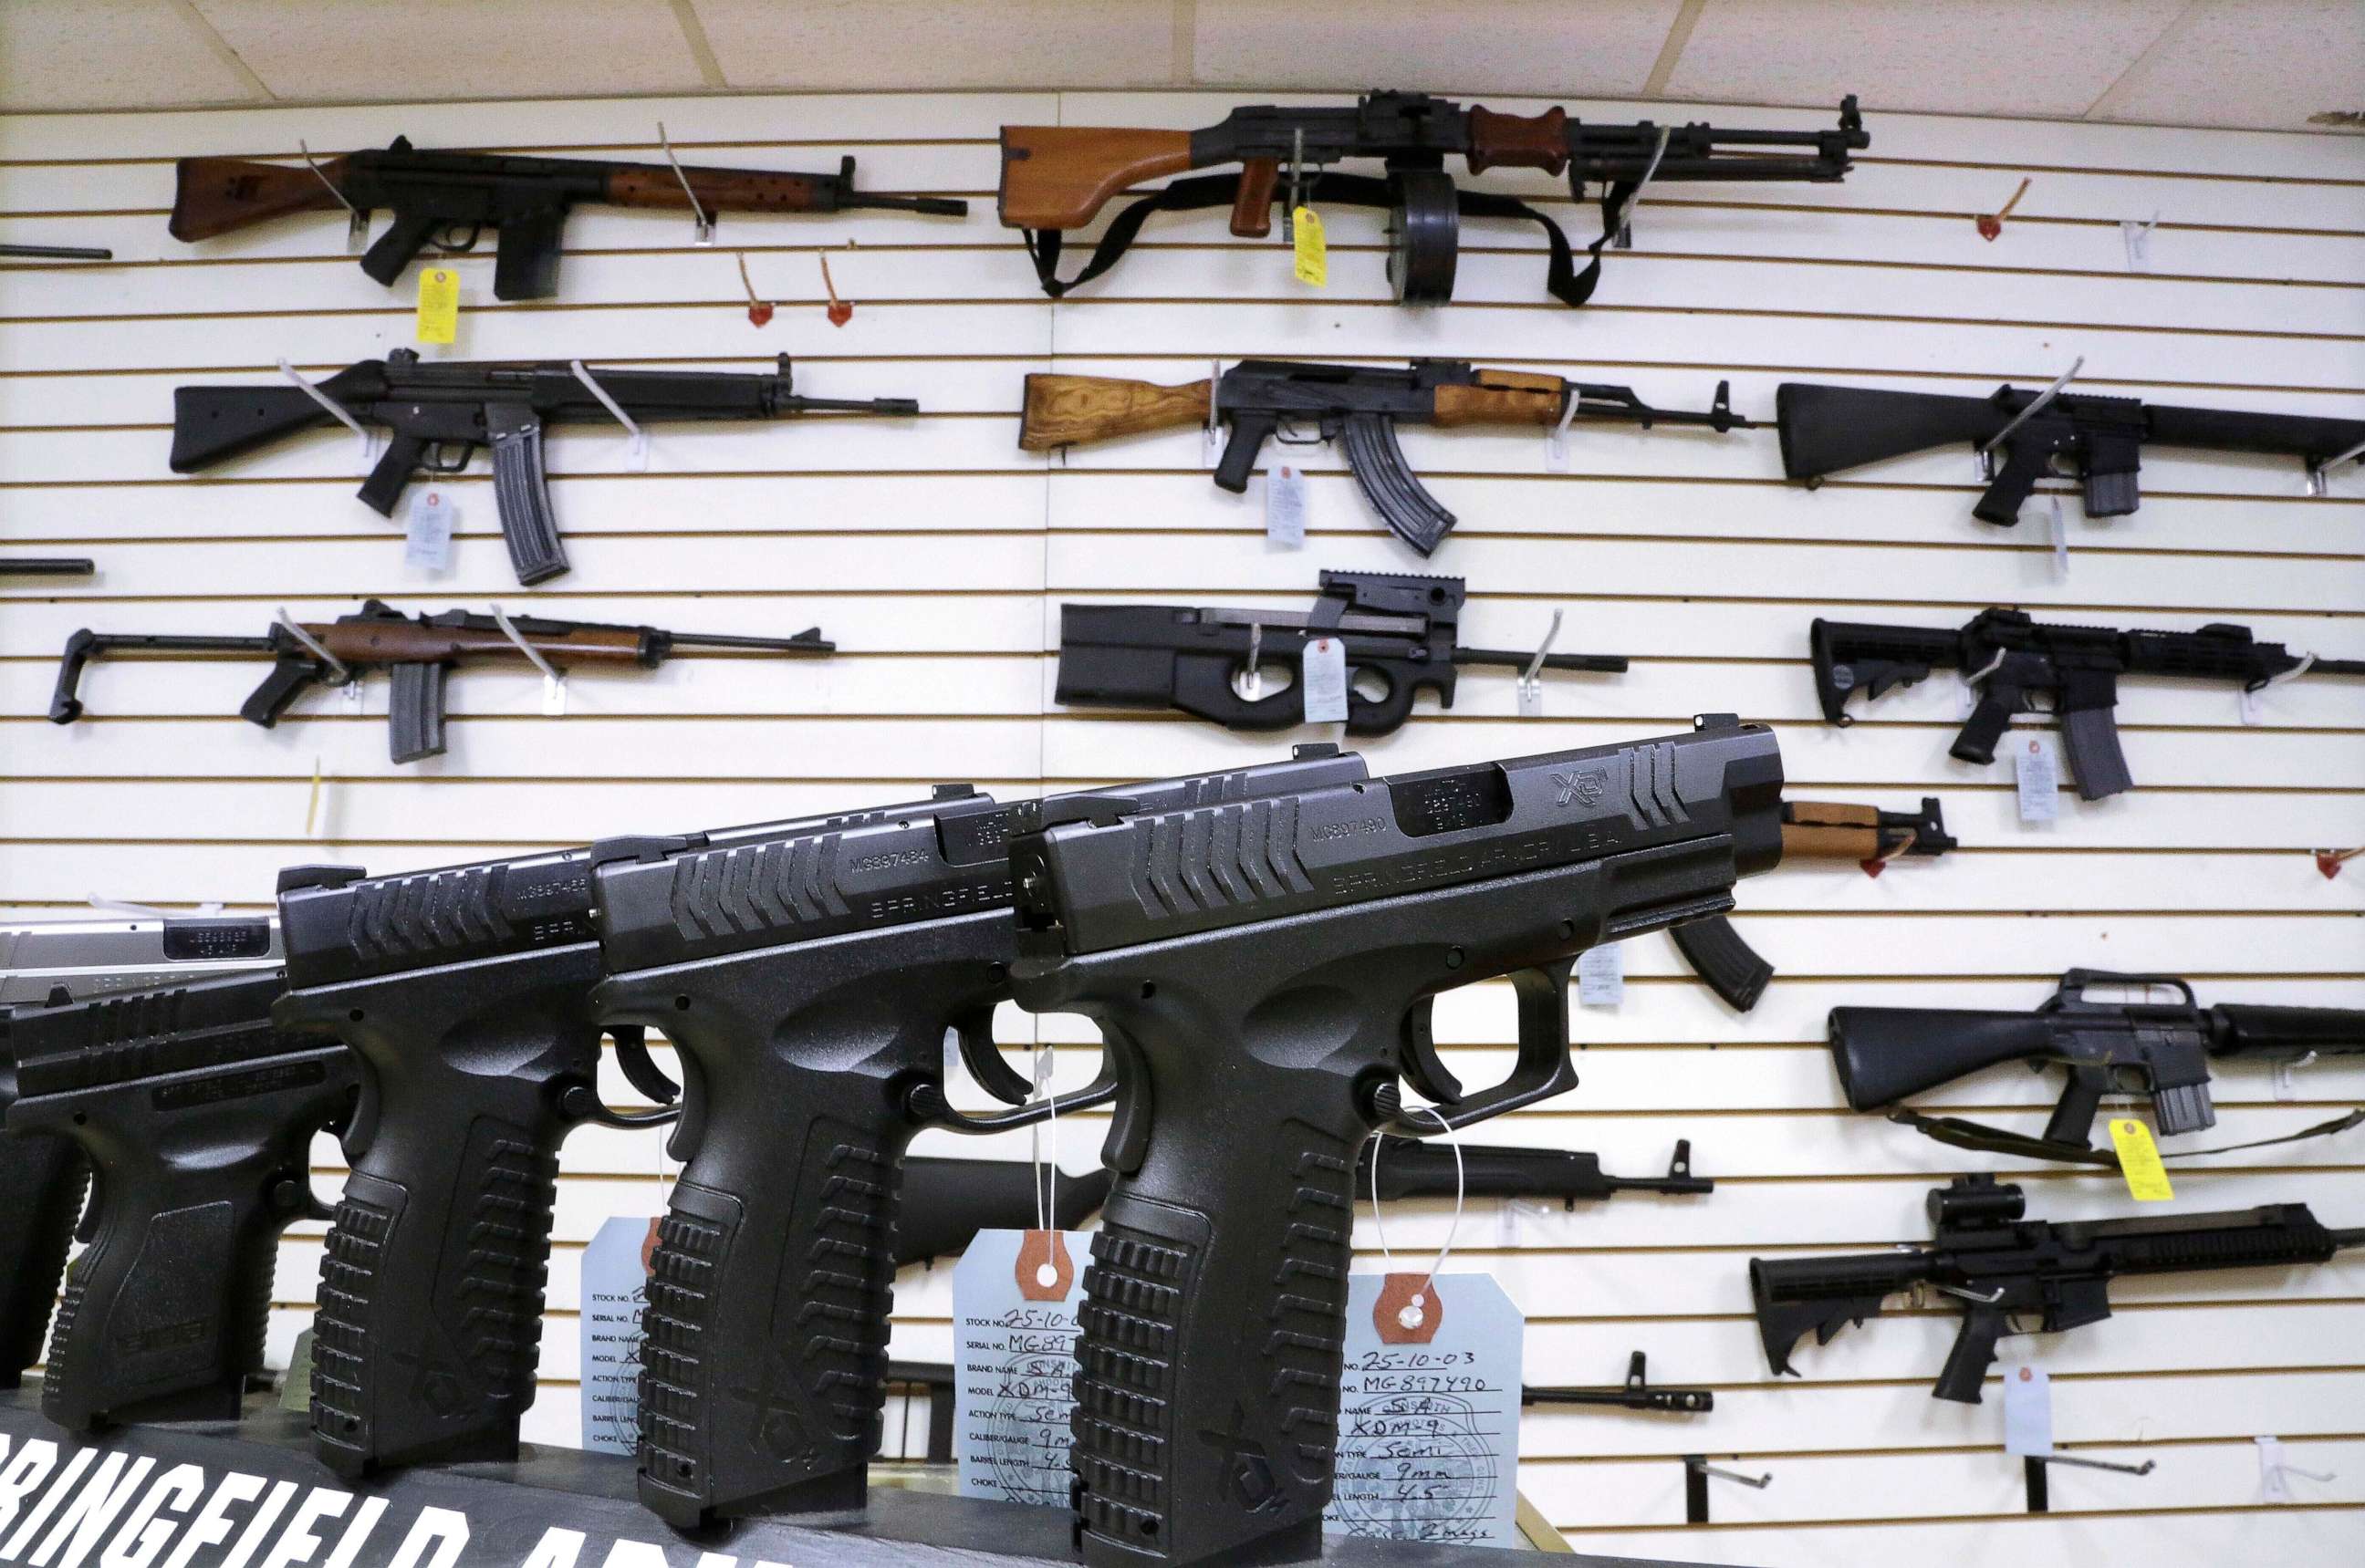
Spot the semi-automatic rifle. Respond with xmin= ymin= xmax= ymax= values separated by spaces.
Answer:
xmin=1005 ymin=717 xmax=1782 ymax=1567
xmin=1778 ymin=381 xmax=2365 ymax=525
xmin=1754 ymin=1174 xmax=2365 ymax=1402
xmin=1000 ymin=93 xmax=1864 ymax=305
xmin=50 ymin=599 xmax=829 ymax=763
xmin=1057 ymin=570 xmax=1626 ymax=732
xmin=1830 ymin=970 xmax=2365 ymax=1165
xmin=5 ymin=970 xmax=354 ymax=1431
xmin=1021 ymin=360 xmax=1748 ymax=554
xmin=173 ymin=139 xmax=964 ymax=298
xmin=172 ymin=350 xmax=918 ymax=583
xmin=1813 ymin=608 xmax=2364 ymax=799
xmin=1673 ymin=797 xmax=1954 ymax=1012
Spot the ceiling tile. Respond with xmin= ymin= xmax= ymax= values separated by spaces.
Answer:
xmin=2089 ymin=0 xmax=2365 ymax=131
xmin=1193 ymin=0 xmax=1688 ymax=96
xmin=1664 ymin=0 xmax=2190 ymax=119
xmin=190 ymin=0 xmax=708 ymax=102
xmin=690 ymin=1 xmax=1175 ymax=90
xmin=0 ymin=0 xmax=263 ymax=111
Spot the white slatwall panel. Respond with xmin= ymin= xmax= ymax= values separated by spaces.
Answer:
xmin=4 ymin=88 xmax=2360 ymax=1563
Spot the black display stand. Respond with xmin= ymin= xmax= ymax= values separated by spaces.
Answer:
xmin=0 ymin=1391 xmax=1720 ymax=1567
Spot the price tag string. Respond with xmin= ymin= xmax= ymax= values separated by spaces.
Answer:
xmin=1368 ymin=1105 xmax=1465 ymax=1331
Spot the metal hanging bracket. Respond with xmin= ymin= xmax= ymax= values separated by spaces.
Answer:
xmin=657 ymin=121 xmax=714 ymax=244
xmin=489 ymin=602 xmax=566 ymax=715
xmin=1517 ymin=608 xmax=1565 ymax=718
xmin=1611 ymin=125 xmax=1673 ymax=248
xmin=570 ymin=359 xmax=650 ymax=470
xmin=2307 ymin=435 xmax=2365 ymax=497
xmin=273 ymin=607 xmax=351 ymax=685
xmin=1282 ymin=128 xmax=1308 ymax=244
xmin=298 ymin=140 xmax=368 ymax=249
xmin=1684 ymin=1455 xmax=1772 ymax=1523
xmin=1979 ymin=357 xmax=2085 ymax=477
xmin=278 ymin=359 xmax=377 ymax=465
xmin=1204 ymin=358 xmax=1224 ymax=467
xmin=2025 ymin=1450 xmax=2155 ymax=1513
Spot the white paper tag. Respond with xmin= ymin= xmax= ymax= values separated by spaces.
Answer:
xmin=1577 ymin=943 xmax=1625 ymax=1007
xmin=2049 ymin=494 xmax=2069 ymax=577
xmin=2016 ymin=736 xmax=2060 ymax=823
xmin=1326 ymin=1273 xmax=1524 ymax=1548
xmin=954 ymin=1229 xmax=1089 ymax=1508
xmin=403 ymin=488 xmax=456 ymax=572
xmin=1266 ymin=463 xmax=1308 ymax=548
xmin=2003 ymin=1363 xmax=2053 ymax=1457
xmin=578 ymin=1214 xmax=658 ymax=1455
xmin=1303 ymin=636 xmax=1349 ymax=722
xmin=2121 ymin=220 xmax=2153 ymax=272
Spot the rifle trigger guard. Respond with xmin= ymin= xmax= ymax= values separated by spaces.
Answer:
xmin=920 ymin=1062 xmax=1120 ymax=1135
xmin=950 ymin=1005 xmax=1035 ymax=1105
xmin=1387 ymin=959 xmax=1581 ymax=1136
xmin=433 ymin=222 xmax=484 ymax=254
xmin=422 ymin=441 xmax=474 ymax=475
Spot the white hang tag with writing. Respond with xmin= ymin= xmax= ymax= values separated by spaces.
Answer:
xmin=578 ymin=1214 xmax=660 ymax=1455
xmin=1577 ymin=942 xmax=1625 ymax=1007
xmin=1326 ymin=1272 xmax=1524 ymax=1548
xmin=404 ymin=488 xmax=456 ymax=572
xmin=1303 ymin=636 xmax=1349 ymax=722
xmin=2002 ymin=1362 xmax=2053 ymax=1457
xmin=954 ymin=1228 xmax=1089 ymax=1508
xmin=1266 ymin=463 xmax=1308 ymax=547
xmin=2015 ymin=735 xmax=2060 ymax=823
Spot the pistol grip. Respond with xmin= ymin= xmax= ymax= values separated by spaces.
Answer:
xmin=1231 ymin=160 xmax=1279 ymax=237
xmin=1973 ymin=438 xmax=2051 ymax=525
xmin=1934 ymin=1304 xmax=2007 ymax=1404
xmin=359 ymin=209 xmax=440 ymax=289
xmin=0 ymin=1140 xmax=87 ymax=1386
xmin=1951 ymin=687 xmax=2021 ymax=766
xmin=1214 ymin=412 xmax=1276 ymax=493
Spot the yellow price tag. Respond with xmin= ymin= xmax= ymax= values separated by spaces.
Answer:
xmin=2109 ymin=1118 xmax=2174 ymax=1202
xmin=1292 ymin=205 xmax=1327 ymax=287
xmin=416 ymin=267 xmax=459 ymax=344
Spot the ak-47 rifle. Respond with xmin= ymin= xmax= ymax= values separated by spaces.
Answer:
xmin=50 ymin=599 xmax=831 ymax=763
xmin=1000 ymin=92 xmax=1865 ymax=305
xmin=173 ymin=140 xmax=964 ymax=299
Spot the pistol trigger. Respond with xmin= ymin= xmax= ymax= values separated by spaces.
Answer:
xmin=75 ymin=1167 xmax=105 ymax=1244
xmin=1400 ymin=997 xmax=1464 ymax=1106
xmin=953 ymin=1006 xmax=1034 ymax=1105
xmin=666 ymin=1049 xmax=709 ymax=1164
xmin=609 ymin=1024 xmax=679 ymax=1107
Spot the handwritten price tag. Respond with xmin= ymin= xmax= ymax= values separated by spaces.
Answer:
xmin=1293 ymin=205 xmax=1328 ymax=287
xmin=415 ymin=267 xmax=459 ymax=344
xmin=953 ymin=1228 xmax=1089 ymax=1507
xmin=2110 ymin=1118 xmax=2175 ymax=1201
xmin=578 ymin=1214 xmax=660 ymax=1454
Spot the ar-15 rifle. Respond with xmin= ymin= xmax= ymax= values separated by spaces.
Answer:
xmin=1813 ymin=608 xmax=2364 ymax=800
xmin=50 ymin=598 xmax=830 ymax=763
xmin=1754 ymin=1174 xmax=2365 ymax=1403
xmin=1673 ymin=797 xmax=1954 ymax=1012
xmin=1021 ymin=360 xmax=1749 ymax=555
xmin=1830 ymin=970 xmax=2365 ymax=1166
xmin=4 ymin=970 xmax=355 ymax=1431
xmin=0 ymin=912 xmax=282 ymax=1389
xmin=1778 ymin=382 xmax=2365 ymax=526
xmin=172 ymin=139 xmax=964 ymax=299
xmin=588 ymin=756 xmax=1359 ymax=1528
xmin=1000 ymin=92 xmax=1865 ymax=306
xmin=1005 ymin=717 xmax=1782 ymax=1567
xmin=172 ymin=350 xmax=919 ymax=584
xmin=1057 ymin=570 xmax=1626 ymax=733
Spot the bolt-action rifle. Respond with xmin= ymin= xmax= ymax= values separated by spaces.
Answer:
xmin=172 ymin=350 xmax=919 ymax=583
xmin=50 ymin=598 xmax=830 ymax=763
xmin=1754 ymin=1175 xmax=2365 ymax=1402
xmin=172 ymin=139 xmax=964 ymax=299
xmin=1005 ymin=717 xmax=1782 ymax=1567
xmin=1778 ymin=381 xmax=2365 ymax=525
xmin=1813 ymin=609 xmax=2364 ymax=799
xmin=1021 ymin=360 xmax=1749 ymax=555
xmin=1830 ymin=970 xmax=2365 ymax=1166
xmin=1057 ymin=570 xmax=1626 ymax=733
xmin=4 ymin=970 xmax=354 ymax=1431
xmin=1673 ymin=797 xmax=1954 ymax=1012
xmin=1000 ymin=93 xmax=1864 ymax=305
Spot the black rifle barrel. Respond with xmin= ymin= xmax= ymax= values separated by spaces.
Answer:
xmin=0 ymin=244 xmax=112 ymax=260
xmin=0 ymin=558 xmax=96 ymax=576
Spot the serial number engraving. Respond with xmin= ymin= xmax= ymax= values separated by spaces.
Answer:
xmin=1310 ymin=817 xmax=1389 ymax=842
xmin=152 ymin=1057 xmax=328 ymax=1111
xmin=849 ymin=848 xmax=933 ymax=874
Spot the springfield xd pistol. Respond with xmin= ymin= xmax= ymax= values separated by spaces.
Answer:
xmin=272 ymin=847 xmax=684 ymax=1476
xmin=1057 ymin=570 xmax=1626 ymax=733
xmin=0 ymin=912 xmax=281 ymax=1387
xmin=172 ymin=140 xmax=965 ymax=299
xmin=1831 ymin=970 xmax=2365 ymax=1166
xmin=1777 ymin=382 xmax=2365 ymax=526
xmin=1754 ymin=1174 xmax=2365 ymax=1403
xmin=52 ymin=599 xmax=829 ymax=763
xmin=1005 ymin=718 xmax=1783 ymax=1567
xmin=1021 ymin=360 xmax=1748 ymax=555
xmin=589 ymin=756 xmax=1363 ymax=1526
xmin=4 ymin=971 xmax=355 ymax=1430
xmin=171 ymin=350 xmax=919 ymax=584
xmin=1813 ymin=608 xmax=2364 ymax=800
xmin=1000 ymin=93 xmax=1864 ymax=305
xmin=1672 ymin=797 xmax=1955 ymax=1012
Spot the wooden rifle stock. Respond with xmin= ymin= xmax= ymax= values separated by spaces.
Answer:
xmin=603 ymin=163 xmax=839 ymax=214
xmin=313 ymin=619 xmax=652 ymax=670
xmin=1433 ymin=369 xmax=1568 ymax=429
xmin=1018 ymin=373 xmax=1212 ymax=451
xmin=170 ymin=155 xmax=353 ymax=242
xmin=997 ymin=126 xmax=1194 ymax=229
xmin=1780 ymin=802 xmax=1888 ymax=859
xmin=1465 ymin=105 xmax=1570 ymax=174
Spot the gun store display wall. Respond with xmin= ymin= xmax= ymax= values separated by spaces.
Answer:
xmin=3 ymin=62 xmax=2362 ymax=1568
